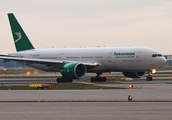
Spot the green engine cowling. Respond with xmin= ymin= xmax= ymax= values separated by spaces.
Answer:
xmin=61 ymin=63 xmax=87 ymax=79
xmin=122 ymin=72 xmax=146 ymax=78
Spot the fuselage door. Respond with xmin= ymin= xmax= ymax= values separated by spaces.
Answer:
xmin=107 ymin=53 xmax=112 ymax=62
xmin=136 ymin=52 xmax=142 ymax=62
xmin=59 ymin=53 xmax=65 ymax=60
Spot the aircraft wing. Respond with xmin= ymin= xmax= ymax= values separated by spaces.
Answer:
xmin=63 ymin=60 xmax=96 ymax=66
xmin=0 ymin=55 xmax=96 ymax=66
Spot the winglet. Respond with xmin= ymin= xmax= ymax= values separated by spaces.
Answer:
xmin=8 ymin=13 xmax=35 ymax=52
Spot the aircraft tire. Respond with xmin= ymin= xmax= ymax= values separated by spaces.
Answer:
xmin=91 ymin=77 xmax=107 ymax=82
xmin=99 ymin=77 xmax=103 ymax=82
xmin=149 ymin=77 xmax=153 ymax=81
xmin=57 ymin=78 xmax=61 ymax=83
xmin=68 ymin=79 xmax=73 ymax=83
xmin=146 ymin=77 xmax=149 ymax=81
xmin=146 ymin=76 xmax=152 ymax=81
xmin=91 ymin=77 xmax=95 ymax=82
xmin=59 ymin=78 xmax=73 ymax=83
xmin=103 ymin=77 xmax=106 ymax=82
xmin=62 ymin=77 xmax=67 ymax=83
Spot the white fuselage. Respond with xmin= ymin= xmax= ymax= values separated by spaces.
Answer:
xmin=9 ymin=46 xmax=166 ymax=73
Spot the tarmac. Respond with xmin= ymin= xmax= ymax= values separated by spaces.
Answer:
xmin=0 ymin=83 xmax=172 ymax=101
xmin=0 ymin=102 xmax=172 ymax=120
xmin=0 ymin=80 xmax=172 ymax=119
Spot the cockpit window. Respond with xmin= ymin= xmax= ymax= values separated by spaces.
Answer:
xmin=152 ymin=54 xmax=162 ymax=57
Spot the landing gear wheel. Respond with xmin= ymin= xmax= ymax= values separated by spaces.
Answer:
xmin=103 ymin=77 xmax=106 ymax=82
xmin=90 ymin=76 xmax=107 ymax=82
xmin=146 ymin=72 xmax=153 ymax=81
xmin=67 ymin=78 xmax=73 ymax=83
xmin=70 ymin=79 xmax=73 ymax=83
xmin=56 ymin=78 xmax=61 ymax=83
xmin=146 ymin=76 xmax=152 ymax=81
xmin=91 ymin=77 xmax=95 ymax=82
xmin=57 ymin=77 xmax=73 ymax=83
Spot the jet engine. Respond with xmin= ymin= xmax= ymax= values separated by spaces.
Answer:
xmin=122 ymin=72 xmax=146 ymax=78
xmin=61 ymin=63 xmax=87 ymax=79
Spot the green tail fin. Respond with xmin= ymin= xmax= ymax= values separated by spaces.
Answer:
xmin=8 ymin=13 xmax=35 ymax=52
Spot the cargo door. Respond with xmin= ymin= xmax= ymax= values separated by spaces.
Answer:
xmin=107 ymin=53 xmax=112 ymax=62
xmin=136 ymin=52 xmax=141 ymax=62
xmin=59 ymin=53 xmax=65 ymax=60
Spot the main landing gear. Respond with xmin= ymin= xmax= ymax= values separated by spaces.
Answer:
xmin=56 ymin=77 xmax=73 ymax=83
xmin=90 ymin=73 xmax=107 ymax=82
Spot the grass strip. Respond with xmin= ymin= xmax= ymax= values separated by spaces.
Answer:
xmin=0 ymin=76 xmax=60 ymax=78
xmin=0 ymin=84 xmax=126 ymax=90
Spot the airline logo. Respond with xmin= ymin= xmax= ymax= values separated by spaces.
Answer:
xmin=114 ymin=52 xmax=135 ymax=56
xmin=15 ymin=32 xmax=22 ymax=43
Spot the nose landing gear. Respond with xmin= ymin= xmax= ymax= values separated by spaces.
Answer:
xmin=147 ymin=69 xmax=156 ymax=81
xmin=146 ymin=69 xmax=156 ymax=81
xmin=146 ymin=73 xmax=153 ymax=81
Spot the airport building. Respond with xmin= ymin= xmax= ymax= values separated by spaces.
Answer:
xmin=163 ymin=55 xmax=172 ymax=67
xmin=0 ymin=59 xmax=28 ymax=69
xmin=164 ymin=59 xmax=172 ymax=67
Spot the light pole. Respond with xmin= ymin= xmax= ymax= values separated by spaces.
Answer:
xmin=169 ymin=55 xmax=171 ymax=67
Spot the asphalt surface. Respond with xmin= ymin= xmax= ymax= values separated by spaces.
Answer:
xmin=0 ymin=83 xmax=172 ymax=101
xmin=0 ymin=77 xmax=172 ymax=119
xmin=0 ymin=102 xmax=172 ymax=120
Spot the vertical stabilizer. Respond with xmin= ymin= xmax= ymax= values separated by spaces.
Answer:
xmin=8 ymin=13 xmax=34 ymax=52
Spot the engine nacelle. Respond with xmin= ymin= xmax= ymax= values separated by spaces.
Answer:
xmin=61 ymin=63 xmax=86 ymax=79
xmin=122 ymin=72 xmax=146 ymax=78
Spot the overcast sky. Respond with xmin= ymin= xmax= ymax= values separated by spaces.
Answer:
xmin=0 ymin=0 xmax=172 ymax=54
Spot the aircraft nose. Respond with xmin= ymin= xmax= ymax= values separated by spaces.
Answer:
xmin=151 ymin=56 xmax=166 ymax=67
xmin=158 ymin=57 xmax=167 ymax=67
xmin=161 ymin=57 xmax=167 ymax=66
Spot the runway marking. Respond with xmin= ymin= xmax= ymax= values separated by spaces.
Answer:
xmin=0 ymin=111 xmax=172 ymax=114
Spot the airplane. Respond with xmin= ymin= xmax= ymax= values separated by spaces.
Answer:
xmin=0 ymin=13 xmax=166 ymax=82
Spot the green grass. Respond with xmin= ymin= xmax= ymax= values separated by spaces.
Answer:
xmin=154 ymin=72 xmax=172 ymax=74
xmin=0 ymin=69 xmax=51 ymax=74
xmin=0 ymin=76 xmax=60 ymax=79
xmin=0 ymin=86 xmax=37 ymax=90
xmin=0 ymin=84 xmax=126 ymax=90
